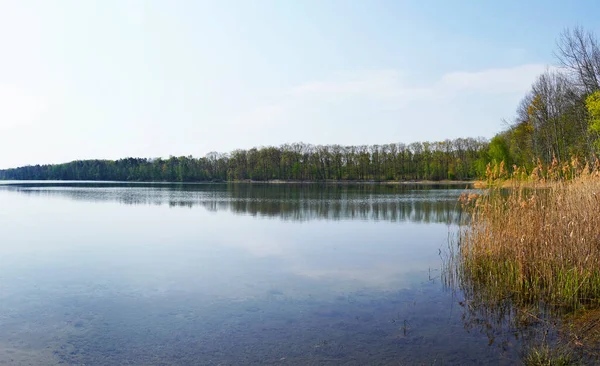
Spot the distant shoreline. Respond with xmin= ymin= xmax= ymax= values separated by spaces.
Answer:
xmin=0 ymin=179 xmax=476 ymax=186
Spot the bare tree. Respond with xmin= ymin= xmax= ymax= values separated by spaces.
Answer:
xmin=555 ymin=27 xmax=600 ymax=93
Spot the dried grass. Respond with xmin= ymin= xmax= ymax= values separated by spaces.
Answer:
xmin=458 ymin=157 xmax=600 ymax=310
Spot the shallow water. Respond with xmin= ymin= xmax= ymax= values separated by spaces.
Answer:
xmin=0 ymin=182 xmax=535 ymax=365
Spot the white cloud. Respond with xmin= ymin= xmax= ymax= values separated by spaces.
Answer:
xmin=439 ymin=64 xmax=551 ymax=93
xmin=235 ymin=63 xmax=548 ymax=143
xmin=289 ymin=69 xmax=412 ymax=99
xmin=290 ymin=63 xmax=546 ymax=101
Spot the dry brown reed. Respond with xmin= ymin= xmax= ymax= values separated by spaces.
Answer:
xmin=458 ymin=157 xmax=600 ymax=311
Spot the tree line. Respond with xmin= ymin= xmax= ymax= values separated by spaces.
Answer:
xmin=0 ymin=138 xmax=488 ymax=182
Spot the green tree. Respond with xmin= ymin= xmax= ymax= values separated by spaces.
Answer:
xmin=587 ymin=90 xmax=600 ymax=149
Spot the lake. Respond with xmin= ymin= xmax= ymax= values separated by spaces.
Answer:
xmin=0 ymin=182 xmax=536 ymax=365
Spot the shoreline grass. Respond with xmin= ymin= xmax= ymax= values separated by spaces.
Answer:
xmin=458 ymin=159 xmax=600 ymax=311
xmin=445 ymin=158 xmax=600 ymax=363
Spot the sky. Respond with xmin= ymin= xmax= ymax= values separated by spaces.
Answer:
xmin=1 ymin=0 xmax=599 ymax=169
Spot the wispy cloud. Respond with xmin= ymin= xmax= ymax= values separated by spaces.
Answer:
xmin=288 ymin=69 xmax=414 ymax=100
xmin=236 ymin=64 xmax=547 ymax=143
xmin=439 ymin=64 xmax=551 ymax=93
xmin=287 ymin=64 xmax=547 ymax=101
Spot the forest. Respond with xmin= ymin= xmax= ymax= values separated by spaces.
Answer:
xmin=1 ymin=27 xmax=599 ymax=183
xmin=487 ymin=27 xmax=600 ymax=171
xmin=0 ymin=139 xmax=488 ymax=182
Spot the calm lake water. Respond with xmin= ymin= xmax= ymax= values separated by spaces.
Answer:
xmin=0 ymin=182 xmax=537 ymax=365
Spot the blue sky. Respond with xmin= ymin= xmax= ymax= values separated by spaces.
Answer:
xmin=1 ymin=0 xmax=599 ymax=168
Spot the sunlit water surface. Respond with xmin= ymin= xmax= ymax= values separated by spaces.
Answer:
xmin=0 ymin=182 xmax=530 ymax=365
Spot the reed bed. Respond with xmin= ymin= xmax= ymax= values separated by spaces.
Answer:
xmin=458 ymin=158 xmax=600 ymax=311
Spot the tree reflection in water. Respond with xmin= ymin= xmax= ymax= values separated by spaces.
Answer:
xmin=6 ymin=182 xmax=468 ymax=224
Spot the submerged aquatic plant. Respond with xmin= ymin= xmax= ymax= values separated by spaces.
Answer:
xmin=523 ymin=344 xmax=577 ymax=366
